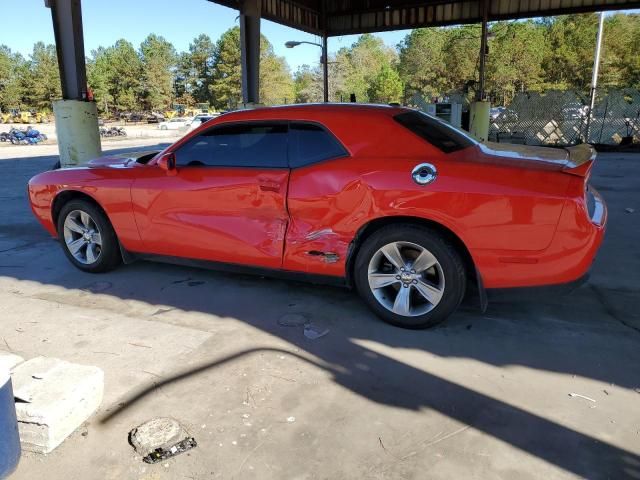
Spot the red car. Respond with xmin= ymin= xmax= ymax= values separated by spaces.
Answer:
xmin=28 ymin=104 xmax=606 ymax=328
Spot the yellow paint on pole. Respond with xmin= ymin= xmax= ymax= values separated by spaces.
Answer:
xmin=53 ymin=100 xmax=101 ymax=167
xmin=469 ymin=101 xmax=491 ymax=143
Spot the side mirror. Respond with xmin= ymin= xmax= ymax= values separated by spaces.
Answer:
xmin=157 ymin=153 xmax=176 ymax=174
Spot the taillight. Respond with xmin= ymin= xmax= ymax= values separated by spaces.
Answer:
xmin=585 ymin=184 xmax=605 ymax=226
xmin=585 ymin=185 xmax=596 ymax=219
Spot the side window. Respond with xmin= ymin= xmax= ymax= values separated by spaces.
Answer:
xmin=393 ymin=111 xmax=477 ymax=153
xmin=174 ymin=123 xmax=288 ymax=168
xmin=289 ymin=122 xmax=347 ymax=168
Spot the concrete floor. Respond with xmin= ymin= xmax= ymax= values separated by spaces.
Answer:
xmin=1 ymin=141 xmax=639 ymax=480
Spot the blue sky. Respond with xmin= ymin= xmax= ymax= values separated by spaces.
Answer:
xmin=0 ymin=0 xmax=409 ymax=72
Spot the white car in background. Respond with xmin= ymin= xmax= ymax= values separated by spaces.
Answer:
xmin=158 ymin=118 xmax=189 ymax=130
xmin=188 ymin=114 xmax=217 ymax=131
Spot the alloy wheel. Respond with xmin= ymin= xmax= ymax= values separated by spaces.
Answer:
xmin=367 ymin=241 xmax=445 ymax=317
xmin=63 ymin=210 xmax=103 ymax=265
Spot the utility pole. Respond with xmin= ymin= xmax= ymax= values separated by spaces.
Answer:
xmin=322 ymin=35 xmax=329 ymax=103
xmin=585 ymin=12 xmax=605 ymax=143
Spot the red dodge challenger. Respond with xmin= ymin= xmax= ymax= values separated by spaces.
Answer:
xmin=28 ymin=104 xmax=606 ymax=328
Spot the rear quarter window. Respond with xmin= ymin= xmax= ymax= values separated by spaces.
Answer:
xmin=394 ymin=111 xmax=476 ymax=153
xmin=288 ymin=122 xmax=348 ymax=168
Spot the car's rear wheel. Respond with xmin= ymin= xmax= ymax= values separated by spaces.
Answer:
xmin=57 ymin=199 xmax=121 ymax=273
xmin=354 ymin=225 xmax=466 ymax=329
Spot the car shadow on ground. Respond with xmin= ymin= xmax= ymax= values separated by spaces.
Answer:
xmin=2 ymin=148 xmax=639 ymax=479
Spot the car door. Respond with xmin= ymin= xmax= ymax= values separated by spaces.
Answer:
xmin=131 ymin=121 xmax=290 ymax=269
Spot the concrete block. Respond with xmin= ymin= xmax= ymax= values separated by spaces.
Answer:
xmin=0 ymin=351 xmax=24 ymax=372
xmin=11 ymin=356 xmax=104 ymax=453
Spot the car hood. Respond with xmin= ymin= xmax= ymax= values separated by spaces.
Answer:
xmin=87 ymin=150 xmax=161 ymax=168
xmin=475 ymin=142 xmax=595 ymax=176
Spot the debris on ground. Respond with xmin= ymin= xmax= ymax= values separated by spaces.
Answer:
xmin=143 ymin=437 xmax=197 ymax=464
xmin=278 ymin=313 xmax=308 ymax=327
xmin=286 ymin=416 xmax=296 ymax=423
xmin=568 ymin=393 xmax=596 ymax=402
xmin=278 ymin=313 xmax=330 ymax=340
xmin=303 ymin=323 xmax=329 ymax=340
xmin=82 ymin=281 xmax=112 ymax=293
xmin=129 ymin=417 xmax=196 ymax=463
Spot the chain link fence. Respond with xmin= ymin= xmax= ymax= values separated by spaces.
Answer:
xmin=489 ymin=89 xmax=640 ymax=146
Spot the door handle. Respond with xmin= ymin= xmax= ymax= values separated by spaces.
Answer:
xmin=259 ymin=180 xmax=282 ymax=192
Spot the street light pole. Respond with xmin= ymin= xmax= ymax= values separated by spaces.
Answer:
xmin=285 ymin=40 xmax=328 ymax=102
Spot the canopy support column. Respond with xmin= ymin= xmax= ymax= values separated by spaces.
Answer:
xmin=470 ymin=0 xmax=491 ymax=142
xmin=46 ymin=0 xmax=101 ymax=167
xmin=240 ymin=0 xmax=261 ymax=106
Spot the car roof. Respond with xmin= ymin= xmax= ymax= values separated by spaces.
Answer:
xmin=218 ymin=103 xmax=408 ymax=122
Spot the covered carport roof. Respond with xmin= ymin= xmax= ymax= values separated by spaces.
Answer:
xmin=209 ymin=0 xmax=640 ymax=35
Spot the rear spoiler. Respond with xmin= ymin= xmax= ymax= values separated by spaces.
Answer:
xmin=563 ymin=144 xmax=596 ymax=178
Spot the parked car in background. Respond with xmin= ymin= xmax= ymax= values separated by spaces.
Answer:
xmin=28 ymin=104 xmax=606 ymax=329
xmin=490 ymin=107 xmax=505 ymax=120
xmin=562 ymin=103 xmax=589 ymax=120
xmin=158 ymin=118 xmax=188 ymax=130
xmin=188 ymin=115 xmax=216 ymax=131
xmin=490 ymin=106 xmax=519 ymax=121
xmin=124 ymin=113 xmax=145 ymax=123
xmin=146 ymin=113 xmax=165 ymax=124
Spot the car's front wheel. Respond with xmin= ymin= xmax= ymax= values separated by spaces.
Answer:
xmin=354 ymin=225 xmax=467 ymax=329
xmin=57 ymin=199 xmax=121 ymax=273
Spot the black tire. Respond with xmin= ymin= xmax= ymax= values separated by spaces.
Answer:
xmin=56 ymin=199 xmax=121 ymax=273
xmin=354 ymin=225 xmax=467 ymax=329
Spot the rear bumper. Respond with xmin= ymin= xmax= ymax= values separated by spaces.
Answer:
xmin=487 ymin=272 xmax=590 ymax=302
xmin=474 ymin=189 xmax=606 ymax=289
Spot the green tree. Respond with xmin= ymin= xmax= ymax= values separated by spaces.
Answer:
xmin=543 ymin=14 xmax=599 ymax=90
xmin=210 ymin=26 xmax=294 ymax=108
xmin=369 ymin=63 xmax=403 ymax=103
xmin=486 ymin=21 xmax=547 ymax=104
xmin=210 ymin=28 xmax=241 ymax=109
xmin=0 ymin=46 xmax=26 ymax=111
xmin=24 ymin=42 xmax=61 ymax=111
xmin=293 ymin=64 xmax=322 ymax=103
xmin=87 ymin=39 xmax=143 ymax=113
xmin=140 ymin=34 xmax=176 ymax=112
xmin=601 ymin=13 xmax=640 ymax=88
xmin=441 ymin=26 xmax=480 ymax=93
xmin=397 ymin=28 xmax=449 ymax=100
xmin=334 ymin=34 xmax=398 ymax=102
xmin=87 ymin=47 xmax=113 ymax=114
xmin=188 ymin=34 xmax=216 ymax=105
xmin=260 ymin=39 xmax=294 ymax=105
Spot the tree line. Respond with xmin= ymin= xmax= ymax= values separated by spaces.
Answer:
xmin=0 ymin=13 xmax=638 ymax=115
